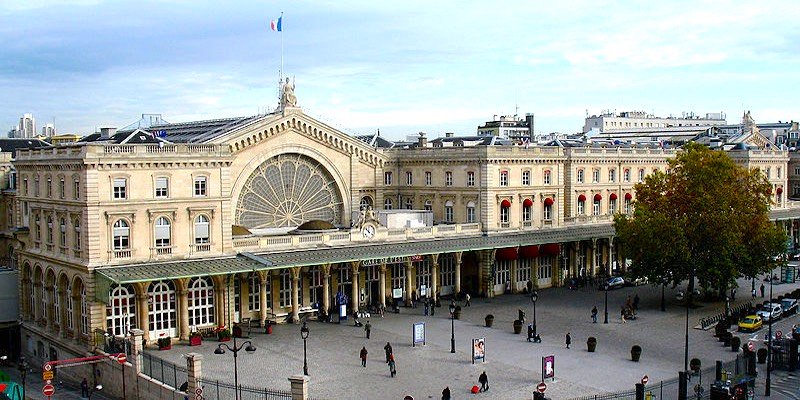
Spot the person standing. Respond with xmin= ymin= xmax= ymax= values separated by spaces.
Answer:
xmin=620 ymin=307 xmax=627 ymax=324
xmin=424 ymin=299 xmax=429 ymax=316
xmin=751 ymin=288 xmax=757 ymax=299
xmin=81 ymin=378 xmax=89 ymax=398
xmin=566 ymin=332 xmax=571 ymax=349
xmin=478 ymin=371 xmax=489 ymax=392
xmin=388 ymin=353 xmax=396 ymax=377
xmin=360 ymin=346 xmax=368 ymax=367
xmin=591 ymin=306 xmax=598 ymax=323
xmin=384 ymin=342 xmax=393 ymax=363
xmin=465 ymin=293 xmax=471 ymax=307
xmin=760 ymin=283 xmax=765 ymax=298
xmin=442 ymin=386 xmax=451 ymax=400
xmin=364 ymin=320 xmax=372 ymax=339
xmin=633 ymin=294 xmax=640 ymax=312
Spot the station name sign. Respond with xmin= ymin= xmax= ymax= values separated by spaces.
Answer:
xmin=362 ymin=255 xmax=424 ymax=266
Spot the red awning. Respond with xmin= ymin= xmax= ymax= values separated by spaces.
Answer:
xmin=520 ymin=245 xmax=540 ymax=259
xmin=523 ymin=198 xmax=533 ymax=207
xmin=610 ymin=193 xmax=618 ymax=200
xmin=544 ymin=197 xmax=554 ymax=206
xmin=578 ymin=194 xmax=586 ymax=202
xmin=496 ymin=247 xmax=518 ymax=261
xmin=501 ymin=199 xmax=511 ymax=208
xmin=541 ymin=243 xmax=560 ymax=256
xmin=594 ymin=193 xmax=602 ymax=201
xmin=624 ymin=193 xmax=632 ymax=200
xmin=777 ymin=187 xmax=783 ymax=195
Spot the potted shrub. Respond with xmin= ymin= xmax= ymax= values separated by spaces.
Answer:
xmin=512 ymin=319 xmax=523 ymax=334
xmin=215 ymin=325 xmax=232 ymax=342
xmin=485 ymin=314 xmax=495 ymax=328
xmin=587 ymin=337 xmax=597 ymax=352
xmin=631 ymin=345 xmax=642 ymax=362
xmin=757 ymin=348 xmax=768 ymax=364
xmin=722 ymin=332 xmax=732 ymax=347
xmin=730 ymin=336 xmax=741 ymax=352
xmin=690 ymin=358 xmax=701 ymax=373
xmin=715 ymin=322 xmax=727 ymax=337
xmin=189 ymin=331 xmax=202 ymax=346
xmin=453 ymin=306 xmax=462 ymax=320
xmin=157 ymin=334 xmax=171 ymax=350
xmin=233 ymin=324 xmax=243 ymax=338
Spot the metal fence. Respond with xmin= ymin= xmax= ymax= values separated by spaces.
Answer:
xmin=698 ymin=302 xmax=752 ymax=330
xmin=141 ymin=351 xmax=188 ymax=390
xmin=197 ymin=378 xmax=293 ymax=400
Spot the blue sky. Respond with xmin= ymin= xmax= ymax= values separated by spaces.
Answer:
xmin=2 ymin=1 xmax=799 ymax=140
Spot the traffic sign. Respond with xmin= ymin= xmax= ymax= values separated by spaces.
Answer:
xmin=42 ymin=371 xmax=54 ymax=380
xmin=748 ymin=341 xmax=755 ymax=352
xmin=116 ymin=353 xmax=127 ymax=364
xmin=776 ymin=330 xmax=783 ymax=339
xmin=641 ymin=375 xmax=649 ymax=385
xmin=537 ymin=382 xmax=547 ymax=393
xmin=42 ymin=384 xmax=55 ymax=396
xmin=43 ymin=363 xmax=52 ymax=371
xmin=195 ymin=388 xmax=203 ymax=396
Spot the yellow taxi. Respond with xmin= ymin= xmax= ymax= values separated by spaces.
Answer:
xmin=737 ymin=315 xmax=763 ymax=332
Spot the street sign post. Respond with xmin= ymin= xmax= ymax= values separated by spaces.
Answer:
xmin=42 ymin=371 xmax=54 ymax=381
xmin=641 ymin=375 xmax=649 ymax=385
xmin=776 ymin=330 xmax=783 ymax=339
xmin=42 ymin=384 xmax=55 ymax=396
xmin=116 ymin=353 xmax=127 ymax=364
xmin=537 ymin=382 xmax=547 ymax=393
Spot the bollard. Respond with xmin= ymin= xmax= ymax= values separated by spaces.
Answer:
xmin=635 ymin=383 xmax=644 ymax=400
xmin=715 ymin=361 xmax=722 ymax=382
xmin=678 ymin=371 xmax=687 ymax=400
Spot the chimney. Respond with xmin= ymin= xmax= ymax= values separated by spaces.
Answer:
xmin=417 ymin=132 xmax=427 ymax=147
xmin=445 ymin=132 xmax=454 ymax=138
xmin=100 ymin=127 xmax=117 ymax=139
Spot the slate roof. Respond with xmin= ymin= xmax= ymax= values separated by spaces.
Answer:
xmin=0 ymin=138 xmax=52 ymax=156
xmin=117 ymin=114 xmax=273 ymax=143
xmin=79 ymin=129 xmax=163 ymax=144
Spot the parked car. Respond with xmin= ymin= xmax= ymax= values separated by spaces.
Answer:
xmin=756 ymin=303 xmax=783 ymax=322
xmin=780 ymin=298 xmax=798 ymax=316
xmin=627 ymin=276 xmax=649 ymax=286
xmin=738 ymin=315 xmax=763 ymax=332
xmin=601 ymin=277 xmax=626 ymax=290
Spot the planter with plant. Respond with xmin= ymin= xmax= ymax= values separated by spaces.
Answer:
xmin=157 ymin=334 xmax=171 ymax=350
xmin=631 ymin=345 xmax=642 ymax=362
xmin=215 ymin=325 xmax=232 ymax=342
xmin=690 ymin=358 xmax=701 ymax=372
xmin=587 ymin=337 xmax=597 ymax=352
xmin=722 ymin=332 xmax=732 ymax=347
xmin=730 ymin=336 xmax=741 ymax=352
xmin=189 ymin=331 xmax=202 ymax=346
xmin=485 ymin=314 xmax=494 ymax=328
xmin=757 ymin=348 xmax=768 ymax=364
xmin=512 ymin=319 xmax=522 ymax=334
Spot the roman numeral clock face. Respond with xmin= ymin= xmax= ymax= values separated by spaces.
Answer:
xmin=362 ymin=223 xmax=376 ymax=239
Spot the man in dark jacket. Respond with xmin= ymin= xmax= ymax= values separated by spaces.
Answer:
xmin=384 ymin=342 xmax=393 ymax=363
xmin=479 ymin=371 xmax=489 ymax=392
xmin=442 ymin=386 xmax=451 ymax=400
xmin=360 ymin=346 xmax=368 ymax=367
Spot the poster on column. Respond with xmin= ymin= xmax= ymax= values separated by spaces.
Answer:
xmin=472 ymin=338 xmax=485 ymax=364
xmin=542 ymin=355 xmax=555 ymax=381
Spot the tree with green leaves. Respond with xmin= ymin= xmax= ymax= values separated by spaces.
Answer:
xmin=614 ymin=142 xmax=786 ymax=303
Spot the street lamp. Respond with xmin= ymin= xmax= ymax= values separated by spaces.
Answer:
xmin=766 ymin=271 xmax=775 ymax=396
xmin=88 ymin=384 xmax=102 ymax=400
xmin=214 ymin=334 xmax=257 ymax=400
xmin=530 ymin=291 xmax=538 ymax=336
xmin=17 ymin=356 xmax=27 ymax=400
xmin=603 ymin=285 xmax=609 ymax=324
xmin=449 ymin=302 xmax=456 ymax=353
xmin=300 ymin=321 xmax=310 ymax=376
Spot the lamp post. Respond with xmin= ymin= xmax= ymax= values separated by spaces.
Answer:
xmin=603 ymin=285 xmax=609 ymax=324
xmin=449 ymin=302 xmax=456 ymax=353
xmin=88 ymin=384 xmax=103 ymax=400
xmin=17 ymin=356 xmax=27 ymax=400
xmin=301 ymin=321 xmax=310 ymax=376
xmin=766 ymin=271 xmax=774 ymax=396
xmin=680 ymin=271 xmax=694 ymax=400
xmin=530 ymin=291 xmax=538 ymax=336
xmin=214 ymin=334 xmax=257 ymax=400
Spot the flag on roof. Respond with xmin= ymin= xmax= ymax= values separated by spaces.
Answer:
xmin=270 ymin=15 xmax=282 ymax=31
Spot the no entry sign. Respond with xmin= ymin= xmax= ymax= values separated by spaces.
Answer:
xmin=537 ymin=382 xmax=547 ymax=393
xmin=641 ymin=375 xmax=649 ymax=385
xmin=116 ymin=353 xmax=127 ymax=364
xmin=42 ymin=384 xmax=55 ymax=396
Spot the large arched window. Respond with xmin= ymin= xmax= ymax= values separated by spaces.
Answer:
xmin=188 ymin=277 xmax=215 ymax=327
xmin=194 ymin=215 xmax=210 ymax=244
xmin=74 ymin=218 xmax=81 ymax=250
xmin=47 ymin=216 xmax=53 ymax=244
xmin=359 ymin=196 xmax=373 ymax=209
xmin=112 ymin=220 xmax=130 ymax=250
xmin=154 ymin=217 xmax=171 ymax=248
xmin=106 ymin=284 xmax=136 ymax=336
xmin=80 ymin=285 xmax=89 ymax=335
xmin=148 ymin=280 xmax=177 ymax=340
xmin=384 ymin=198 xmax=393 ymax=210
xmin=66 ymin=285 xmax=73 ymax=330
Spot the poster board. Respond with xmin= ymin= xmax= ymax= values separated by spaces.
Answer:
xmin=412 ymin=322 xmax=425 ymax=347
xmin=472 ymin=338 xmax=485 ymax=364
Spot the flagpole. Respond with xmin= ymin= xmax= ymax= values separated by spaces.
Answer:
xmin=280 ymin=11 xmax=284 ymax=82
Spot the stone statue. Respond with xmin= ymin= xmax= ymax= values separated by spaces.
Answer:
xmin=281 ymin=77 xmax=297 ymax=108
xmin=352 ymin=207 xmax=366 ymax=228
xmin=365 ymin=206 xmax=376 ymax=223
xmin=742 ymin=111 xmax=759 ymax=135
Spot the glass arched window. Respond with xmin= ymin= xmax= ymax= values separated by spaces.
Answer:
xmin=359 ymin=196 xmax=373 ymax=209
xmin=106 ymin=284 xmax=136 ymax=336
xmin=74 ymin=218 xmax=81 ymax=250
xmin=80 ymin=286 xmax=89 ymax=335
xmin=194 ymin=215 xmax=210 ymax=244
xmin=384 ymin=198 xmax=393 ymax=210
xmin=424 ymin=200 xmax=433 ymax=211
xmin=188 ymin=277 xmax=214 ymax=327
xmin=112 ymin=220 xmax=129 ymax=250
xmin=154 ymin=217 xmax=171 ymax=248
xmin=444 ymin=200 xmax=454 ymax=223
xmin=59 ymin=218 xmax=66 ymax=247
xmin=148 ymin=280 xmax=176 ymax=340
xmin=405 ymin=198 xmax=413 ymax=210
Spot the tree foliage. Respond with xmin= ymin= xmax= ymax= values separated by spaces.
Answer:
xmin=614 ymin=143 xmax=786 ymax=295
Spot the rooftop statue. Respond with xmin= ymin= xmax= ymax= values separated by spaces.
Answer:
xmin=281 ymin=77 xmax=297 ymax=108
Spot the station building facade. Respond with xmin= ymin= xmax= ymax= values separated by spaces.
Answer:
xmin=9 ymin=106 xmax=799 ymax=364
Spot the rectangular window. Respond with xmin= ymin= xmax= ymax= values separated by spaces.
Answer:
xmin=795 ymin=167 xmax=800 ymax=175
xmin=445 ymin=206 xmax=453 ymax=223
xmin=23 ymin=178 xmax=28 ymax=196
xmin=445 ymin=171 xmax=453 ymax=186
xmin=577 ymin=170 xmax=584 ymax=183
xmin=592 ymin=169 xmax=600 ymax=183
xmin=522 ymin=205 xmax=531 ymax=222
xmin=113 ymin=178 xmax=127 ymax=200
xmin=543 ymin=171 xmax=551 ymax=185
xmin=624 ymin=169 xmax=631 ymax=182
xmin=500 ymin=171 xmax=509 ymax=186
xmin=467 ymin=171 xmax=475 ymax=186
xmin=406 ymin=171 xmax=413 ymax=186
xmin=624 ymin=199 xmax=631 ymax=214
xmin=777 ymin=167 xmax=781 ymax=179
xmin=467 ymin=206 xmax=475 ymax=223
xmin=34 ymin=178 xmax=40 ymax=197
xmin=425 ymin=171 xmax=432 ymax=186
xmin=593 ymin=201 xmax=600 ymax=216
xmin=384 ymin=172 xmax=393 ymax=185
xmin=577 ymin=201 xmax=584 ymax=215
xmin=500 ymin=207 xmax=509 ymax=224
xmin=155 ymin=223 xmax=170 ymax=247
xmin=517 ymin=258 xmax=531 ymax=283
xmin=543 ymin=205 xmax=552 ymax=220
xmin=46 ymin=178 xmax=52 ymax=197
xmin=279 ymin=271 xmax=292 ymax=308
xmin=59 ymin=179 xmax=65 ymax=199
xmin=248 ymin=275 xmax=261 ymax=312
xmin=194 ymin=176 xmax=207 ymax=197
xmin=73 ymin=180 xmax=80 ymax=200
xmin=638 ymin=169 xmax=645 ymax=182
xmin=522 ymin=171 xmax=531 ymax=186
xmin=766 ymin=168 xmax=771 ymax=179
xmin=610 ymin=199 xmax=617 ymax=214
xmin=494 ymin=260 xmax=510 ymax=285
xmin=155 ymin=177 xmax=169 ymax=198
xmin=609 ymin=169 xmax=616 ymax=182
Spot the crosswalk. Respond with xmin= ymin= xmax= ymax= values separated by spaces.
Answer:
xmin=766 ymin=371 xmax=800 ymax=399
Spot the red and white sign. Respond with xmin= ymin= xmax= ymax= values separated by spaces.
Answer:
xmin=42 ymin=384 xmax=55 ymax=396
xmin=641 ymin=375 xmax=649 ymax=385
xmin=43 ymin=363 xmax=52 ymax=371
xmin=116 ymin=353 xmax=127 ymax=364
xmin=537 ymin=382 xmax=547 ymax=393
xmin=748 ymin=341 xmax=755 ymax=352
xmin=776 ymin=330 xmax=783 ymax=339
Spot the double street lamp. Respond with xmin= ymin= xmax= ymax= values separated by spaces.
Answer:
xmin=301 ymin=321 xmax=310 ymax=376
xmin=603 ymin=285 xmax=609 ymax=324
xmin=530 ymin=291 xmax=538 ymax=336
xmin=17 ymin=357 xmax=28 ymax=400
xmin=214 ymin=334 xmax=256 ymax=400
xmin=449 ymin=302 xmax=456 ymax=353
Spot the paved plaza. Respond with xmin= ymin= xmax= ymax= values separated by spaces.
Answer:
xmin=148 ymin=275 xmax=800 ymax=400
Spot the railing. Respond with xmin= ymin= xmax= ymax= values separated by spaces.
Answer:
xmin=197 ymin=378 xmax=292 ymax=400
xmin=698 ymin=302 xmax=753 ymax=330
xmin=191 ymin=243 xmax=211 ymax=253
xmin=111 ymin=249 xmax=132 ymax=259
xmin=142 ymin=352 xmax=187 ymax=391
xmin=154 ymin=246 xmax=173 ymax=256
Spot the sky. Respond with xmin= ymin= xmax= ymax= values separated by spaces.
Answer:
xmin=1 ymin=0 xmax=799 ymax=140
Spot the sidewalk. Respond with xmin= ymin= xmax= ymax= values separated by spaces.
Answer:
xmin=0 ymin=361 xmax=113 ymax=400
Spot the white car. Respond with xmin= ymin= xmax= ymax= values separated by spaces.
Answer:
xmin=756 ymin=303 xmax=783 ymax=322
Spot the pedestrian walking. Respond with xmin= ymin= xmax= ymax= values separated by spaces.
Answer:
xmin=441 ymin=386 xmax=451 ymax=400
xmin=633 ymin=294 xmax=640 ymax=311
xmin=591 ymin=306 xmax=598 ymax=323
xmin=760 ymin=283 xmax=765 ymax=298
xmin=412 ymin=290 xmax=418 ymax=308
xmin=388 ymin=353 xmax=396 ymax=377
xmin=620 ymin=307 xmax=627 ymax=324
xmin=384 ymin=342 xmax=393 ymax=363
xmin=527 ymin=324 xmax=534 ymax=342
xmin=625 ymin=295 xmax=633 ymax=310
xmin=566 ymin=332 xmax=571 ymax=349
xmin=478 ymin=371 xmax=489 ymax=392
xmin=81 ymin=378 xmax=89 ymax=398
xmin=424 ymin=299 xmax=429 ymax=316
xmin=360 ymin=346 xmax=368 ymax=367
xmin=364 ymin=320 xmax=371 ymax=339
xmin=751 ymin=288 xmax=757 ymax=299
xmin=465 ymin=292 xmax=471 ymax=307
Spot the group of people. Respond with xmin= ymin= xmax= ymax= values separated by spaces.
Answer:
xmin=358 ymin=341 xmax=396 ymax=377
xmin=621 ymin=294 xmax=640 ymax=323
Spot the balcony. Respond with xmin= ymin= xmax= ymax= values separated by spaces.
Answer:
xmin=153 ymin=246 xmax=173 ymax=256
xmin=110 ymin=249 xmax=132 ymax=259
xmin=191 ymin=243 xmax=211 ymax=253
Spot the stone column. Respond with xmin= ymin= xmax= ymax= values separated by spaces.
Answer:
xmin=177 ymin=279 xmax=189 ymax=341
xmin=291 ymin=267 xmax=301 ymax=323
xmin=289 ymin=375 xmax=309 ymax=400
xmin=321 ymin=265 xmax=331 ymax=315
xmin=429 ymin=253 xmax=439 ymax=302
xmin=591 ymin=238 xmax=598 ymax=276
xmin=478 ymin=249 xmax=496 ymax=298
xmin=32 ymin=282 xmax=41 ymax=321
xmin=136 ymin=293 xmax=149 ymax=341
xmin=607 ymin=237 xmax=614 ymax=275
xmin=510 ymin=258 xmax=518 ymax=294
xmin=378 ymin=263 xmax=387 ymax=308
xmin=185 ymin=353 xmax=203 ymax=400
xmin=259 ymin=271 xmax=270 ymax=324
xmin=350 ymin=261 xmax=360 ymax=314
xmin=454 ymin=252 xmax=462 ymax=295
xmin=404 ymin=260 xmax=413 ymax=302
xmin=57 ymin=287 xmax=66 ymax=337
xmin=130 ymin=329 xmax=144 ymax=373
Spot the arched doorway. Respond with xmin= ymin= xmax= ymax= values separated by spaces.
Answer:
xmin=148 ymin=280 xmax=177 ymax=340
xmin=106 ymin=284 xmax=136 ymax=337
